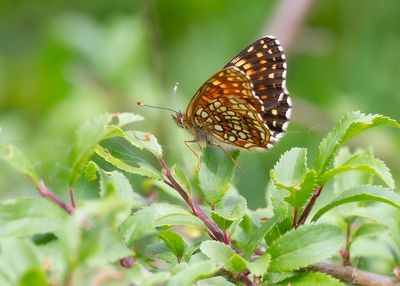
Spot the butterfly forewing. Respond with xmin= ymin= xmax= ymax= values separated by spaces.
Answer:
xmin=187 ymin=67 xmax=270 ymax=149
xmin=184 ymin=35 xmax=291 ymax=149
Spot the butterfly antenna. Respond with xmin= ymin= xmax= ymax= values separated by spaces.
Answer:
xmin=136 ymin=100 xmax=180 ymax=114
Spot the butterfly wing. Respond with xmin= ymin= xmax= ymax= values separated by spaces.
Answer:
xmin=186 ymin=67 xmax=271 ymax=149
xmin=225 ymin=36 xmax=292 ymax=140
xmin=185 ymin=36 xmax=291 ymax=149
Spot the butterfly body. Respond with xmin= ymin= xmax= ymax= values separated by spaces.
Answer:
xmin=173 ymin=36 xmax=292 ymax=150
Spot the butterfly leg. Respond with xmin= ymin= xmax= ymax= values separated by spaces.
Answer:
xmin=208 ymin=142 xmax=241 ymax=170
xmin=184 ymin=140 xmax=202 ymax=171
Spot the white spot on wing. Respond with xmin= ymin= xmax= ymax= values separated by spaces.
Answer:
xmin=286 ymin=96 xmax=292 ymax=107
xmin=285 ymin=108 xmax=292 ymax=119
xmin=282 ymin=121 xmax=289 ymax=131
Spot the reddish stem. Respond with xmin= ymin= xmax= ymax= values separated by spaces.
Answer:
xmin=296 ymin=186 xmax=323 ymax=227
xmin=236 ymin=273 xmax=254 ymax=286
xmin=158 ymin=157 xmax=228 ymax=244
xmin=293 ymin=207 xmax=299 ymax=227
xmin=340 ymin=223 xmax=351 ymax=266
xmin=69 ymin=188 xmax=76 ymax=209
xmin=37 ymin=181 xmax=74 ymax=214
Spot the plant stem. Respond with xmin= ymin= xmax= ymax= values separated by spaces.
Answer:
xmin=296 ymin=185 xmax=323 ymax=227
xmin=293 ymin=207 xmax=298 ymax=227
xmin=69 ymin=188 xmax=76 ymax=209
xmin=158 ymin=157 xmax=228 ymax=244
xmin=306 ymin=262 xmax=400 ymax=286
xmin=340 ymin=223 xmax=351 ymax=266
xmin=37 ymin=180 xmax=74 ymax=214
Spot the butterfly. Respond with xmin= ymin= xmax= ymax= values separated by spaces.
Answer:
xmin=172 ymin=35 xmax=292 ymax=151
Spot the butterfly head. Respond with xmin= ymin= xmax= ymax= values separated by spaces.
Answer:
xmin=172 ymin=111 xmax=185 ymax=128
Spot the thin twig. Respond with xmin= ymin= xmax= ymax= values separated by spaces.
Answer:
xmin=293 ymin=207 xmax=299 ymax=227
xmin=158 ymin=157 xmax=228 ymax=244
xmin=340 ymin=222 xmax=351 ymax=266
xmin=236 ymin=273 xmax=255 ymax=286
xmin=306 ymin=263 xmax=400 ymax=286
xmin=296 ymin=186 xmax=322 ymax=227
xmin=37 ymin=180 xmax=74 ymax=214
xmin=69 ymin=188 xmax=76 ymax=209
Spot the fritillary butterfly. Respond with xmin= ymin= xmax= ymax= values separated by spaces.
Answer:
xmin=172 ymin=35 xmax=292 ymax=150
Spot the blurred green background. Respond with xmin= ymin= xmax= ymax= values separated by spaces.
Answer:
xmin=0 ymin=0 xmax=399 ymax=208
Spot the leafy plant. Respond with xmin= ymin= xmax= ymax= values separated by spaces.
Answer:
xmin=0 ymin=111 xmax=399 ymax=286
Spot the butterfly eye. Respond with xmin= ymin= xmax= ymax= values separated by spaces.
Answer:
xmin=172 ymin=112 xmax=184 ymax=127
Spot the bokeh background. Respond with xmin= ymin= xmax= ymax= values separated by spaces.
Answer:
xmin=0 ymin=0 xmax=399 ymax=208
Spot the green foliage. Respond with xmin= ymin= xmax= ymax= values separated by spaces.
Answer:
xmin=0 ymin=111 xmax=399 ymax=285
xmin=201 ymin=241 xmax=248 ymax=273
xmin=312 ymin=185 xmax=400 ymax=222
xmin=267 ymin=224 xmax=344 ymax=272
xmin=314 ymin=112 xmax=399 ymax=177
xmin=199 ymin=146 xmax=239 ymax=205
xmin=0 ymin=144 xmax=40 ymax=185
xmin=159 ymin=231 xmax=187 ymax=262
xmin=271 ymin=148 xmax=317 ymax=210
xmin=276 ymin=272 xmax=343 ymax=286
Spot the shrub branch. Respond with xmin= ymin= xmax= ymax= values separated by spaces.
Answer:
xmin=306 ymin=263 xmax=400 ymax=286
xmin=37 ymin=180 xmax=74 ymax=214
xmin=295 ymin=185 xmax=323 ymax=227
xmin=157 ymin=157 xmax=228 ymax=244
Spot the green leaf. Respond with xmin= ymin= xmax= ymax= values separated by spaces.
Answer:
xmin=94 ymin=165 xmax=145 ymax=206
xmin=200 ymin=241 xmax=247 ymax=273
xmin=113 ymin=112 xmax=144 ymax=127
xmin=166 ymin=261 xmax=218 ymax=286
xmin=320 ymin=153 xmax=394 ymax=188
xmin=198 ymin=276 xmax=236 ymax=286
xmin=198 ymin=146 xmax=239 ymax=205
xmin=332 ymin=148 xmax=374 ymax=193
xmin=276 ymin=272 xmax=343 ymax=286
xmin=267 ymin=224 xmax=344 ymax=272
xmin=351 ymin=223 xmax=388 ymax=245
xmin=312 ymin=185 xmax=400 ymax=222
xmin=271 ymin=148 xmax=308 ymax=187
xmin=159 ymin=231 xmax=187 ymax=261
xmin=271 ymin=148 xmax=316 ymax=209
xmin=141 ymin=272 xmax=171 ymax=286
xmin=269 ymin=183 xmax=290 ymax=219
xmin=0 ymin=198 xmax=67 ymax=239
xmin=69 ymin=114 xmax=124 ymax=186
xmin=94 ymin=145 xmax=162 ymax=179
xmin=120 ymin=203 xmax=203 ymax=245
xmin=214 ymin=194 xmax=247 ymax=221
xmin=57 ymin=197 xmax=133 ymax=268
xmin=0 ymin=144 xmax=39 ymax=185
xmin=0 ymin=239 xmax=42 ymax=284
xmin=18 ymin=268 xmax=48 ymax=286
xmin=315 ymin=112 xmax=399 ymax=176
xmin=172 ymin=164 xmax=192 ymax=194
xmin=183 ymin=242 xmax=202 ymax=262
xmin=84 ymin=161 xmax=98 ymax=181
xmin=244 ymin=215 xmax=280 ymax=259
xmin=247 ymin=253 xmax=271 ymax=276
xmin=286 ymin=170 xmax=317 ymax=210
xmin=124 ymin=130 xmax=163 ymax=157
